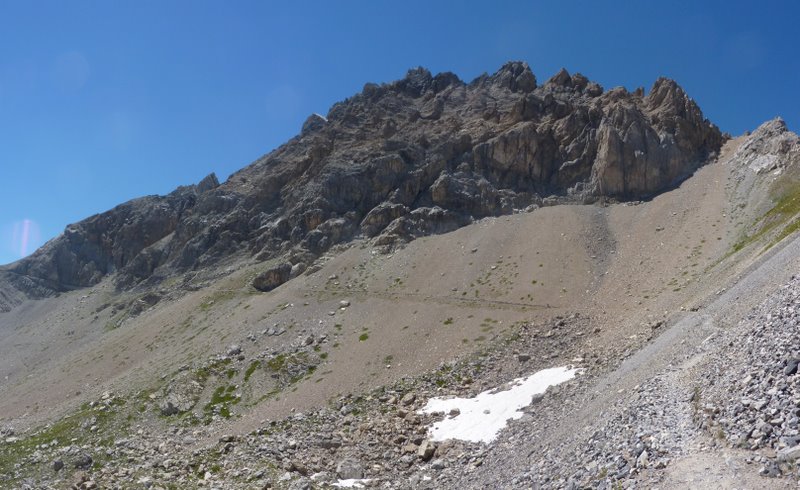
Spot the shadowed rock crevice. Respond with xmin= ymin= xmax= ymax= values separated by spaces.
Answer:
xmin=0 ymin=62 xmax=724 ymax=302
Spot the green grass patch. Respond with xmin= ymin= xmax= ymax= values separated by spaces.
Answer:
xmin=266 ymin=354 xmax=287 ymax=372
xmin=732 ymin=181 xmax=800 ymax=253
xmin=193 ymin=357 xmax=233 ymax=383
xmin=243 ymin=360 xmax=261 ymax=382
xmin=264 ymin=352 xmax=318 ymax=390
xmin=199 ymin=290 xmax=237 ymax=312
xmin=104 ymin=308 xmax=129 ymax=331
xmin=0 ymin=398 xmax=128 ymax=484
xmin=203 ymin=385 xmax=240 ymax=421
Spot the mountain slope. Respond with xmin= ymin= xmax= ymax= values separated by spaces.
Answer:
xmin=0 ymin=62 xmax=722 ymax=312
xmin=0 ymin=119 xmax=795 ymax=489
xmin=9 ymin=65 xmax=800 ymax=490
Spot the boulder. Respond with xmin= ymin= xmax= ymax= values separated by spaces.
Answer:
xmin=417 ymin=439 xmax=436 ymax=461
xmin=158 ymin=400 xmax=179 ymax=416
xmin=335 ymin=458 xmax=364 ymax=480
xmin=160 ymin=374 xmax=203 ymax=415
xmin=778 ymin=445 xmax=800 ymax=462
xmin=72 ymin=453 xmax=93 ymax=470
xmin=253 ymin=263 xmax=292 ymax=292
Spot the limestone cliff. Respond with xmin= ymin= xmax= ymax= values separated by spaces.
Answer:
xmin=0 ymin=62 xmax=724 ymax=305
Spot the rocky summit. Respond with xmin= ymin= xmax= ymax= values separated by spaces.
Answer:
xmin=0 ymin=62 xmax=722 ymax=308
xmin=5 ymin=61 xmax=800 ymax=490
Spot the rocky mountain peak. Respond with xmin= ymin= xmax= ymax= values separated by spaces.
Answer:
xmin=545 ymin=67 xmax=572 ymax=87
xmin=196 ymin=172 xmax=220 ymax=193
xmin=0 ymin=62 xmax=726 ymax=305
xmin=646 ymin=77 xmax=695 ymax=118
xmin=750 ymin=117 xmax=791 ymax=140
xmin=301 ymin=113 xmax=328 ymax=136
xmin=486 ymin=61 xmax=537 ymax=93
xmin=732 ymin=117 xmax=799 ymax=174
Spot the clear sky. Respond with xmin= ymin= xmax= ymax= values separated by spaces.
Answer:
xmin=1 ymin=1 xmax=798 ymax=266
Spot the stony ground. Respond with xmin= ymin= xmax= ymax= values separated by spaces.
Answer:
xmin=700 ymin=275 xmax=800 ymax=478
xmin=0 ymin=313 xmax=603 ymax=489
xmin=6 ymin=256 xmax=800 ymax=489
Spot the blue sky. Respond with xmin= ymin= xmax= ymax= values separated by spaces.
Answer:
xmin=1 ymin=1 xmax=798 ymax=265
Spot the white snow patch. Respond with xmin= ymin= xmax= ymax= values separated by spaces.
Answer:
xmin=332 ymin=479 xmax=371 ymax=488
xmin=419 ymin=366 xmax=582 ymax=443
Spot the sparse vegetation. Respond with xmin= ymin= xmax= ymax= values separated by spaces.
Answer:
xmin=0 ymin=396 xmax=128 ymax=484
xmin=243 ymin=360 xmax=261 ymax=382
xmin=203 ymin=385 xmax=240 ymax=421
xmin=193 ymin=357 xmax=232 ymax=383
xmin=732 ymin=181 xmax=800 ymax=253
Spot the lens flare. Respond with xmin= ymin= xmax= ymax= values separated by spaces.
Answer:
xmin=20 ymin=219 xmax=30 ymax=256
xmin=11 ymin=219 xmax=41 ymax=259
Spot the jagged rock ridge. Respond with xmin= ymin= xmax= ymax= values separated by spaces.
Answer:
xmin=0 ymin=62 xmax=723 ymax=303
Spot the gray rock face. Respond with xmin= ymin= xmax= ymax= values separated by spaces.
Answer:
xmin=731 ymin=117 xmax=800 ymax=174
xmin=0 ymin=62 xmax=723 ymax=303
xmin=252 ymin=263 xmax=292 ymax=292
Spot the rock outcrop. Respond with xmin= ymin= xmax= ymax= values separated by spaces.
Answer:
xmin=731 ymin=117 xmax=800 ymax=174
xmin=0 ymin=62 xmax=724 ymax=302
xmin=252 ymin=263 xmax=292 ymax=292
